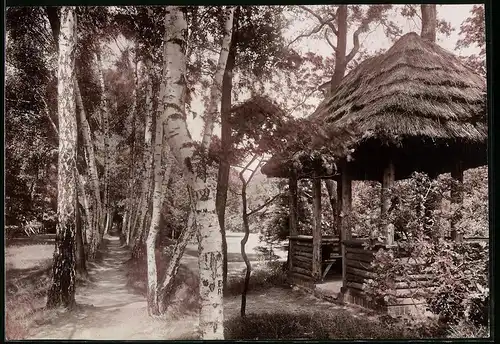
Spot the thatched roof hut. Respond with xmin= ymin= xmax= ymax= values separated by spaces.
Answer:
xmin=262 ymin=32 xmax=487 ymax=181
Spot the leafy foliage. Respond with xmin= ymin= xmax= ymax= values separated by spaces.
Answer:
xmin=455 ymin=5 xmax=485 ymax=77
xmin=358 ymin=170 xmax=488 ymax=328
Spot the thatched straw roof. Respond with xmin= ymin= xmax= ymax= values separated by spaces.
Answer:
xmin=262 ymin=32 xmax=487 ymax=179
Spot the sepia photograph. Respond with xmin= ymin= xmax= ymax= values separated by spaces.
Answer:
xmin=4 ymin=3 xmax=489 ymax=340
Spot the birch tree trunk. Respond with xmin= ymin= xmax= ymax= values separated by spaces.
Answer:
xmin=216 ymin=44 xmax=236 ymax=289
xmin=146 ymin=110 xmax=173 ymax=314
xmin=75 ymin=177 xmax=88 ymax=278
xmin=133 ymin=59 xmax=155 ymax=259
xmin=77 ymin=174 xmax=93 ymax=255
xmin=123 ymin=46 xmax=139 ymax=246
xmin=75 ymin=78 xmax=102 ymax=258
xmin=98 ymin=53 xmax=110 ymax=241
xmin=162 ymin=6 xmax=234 ymax=339
xmin=47 ymin=6 xmax=78 ymax=309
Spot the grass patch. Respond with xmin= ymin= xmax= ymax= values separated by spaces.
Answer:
xmin=446 ymin=320 xmax=490 ymax=338
xmin=224 ymin=311 xmax=447 ymax=340
xmin=5 ymin=238 xmax=109 ymax=339
xmin=225 ymin=261 xmax=289 ymax=297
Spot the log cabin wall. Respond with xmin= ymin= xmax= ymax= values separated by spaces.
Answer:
xmin=288 ymin=236 xmax=341 ymax=285
xmin=342 ymin=239 xmax=432 ymax=316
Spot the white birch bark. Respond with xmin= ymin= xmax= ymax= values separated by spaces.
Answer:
xmin=162 ymin=6 xmax=234 ymax=339
xmin=77 ymin=174 xmax=92 ymax=247
xmin=47 ymin=6 xmax=78 ymax=308
xmin=134 ymin=59 xmax=155 ymax=253
xmin=146 ymin=108 xmax=173 ymax=314
xmin=75 ymin=78 xmax=102 ymax=256
xmin=123 ymin=46 xmax=139 ymax=246
xmin=96 ymin=51 xmax=110 ymax=240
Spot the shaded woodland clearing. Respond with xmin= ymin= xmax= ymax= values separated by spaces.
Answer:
xmin=6 ymin=232 xmax=422 ymax=340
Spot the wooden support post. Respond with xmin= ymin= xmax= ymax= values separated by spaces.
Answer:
xmin=312 ymin=175 xmax=322 ymax=281
xmin=288 ymin=174 xmax=299 ymax=272
xmin=337 ymin=163 xmax=352 ymax=290
xmin=381 ymin=160 xmax=395 ymax=246
xmin=450 ymin=161 xmax=464 ymax=242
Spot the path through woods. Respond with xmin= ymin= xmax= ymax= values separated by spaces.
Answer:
xmin=29 ymin=236 xmax=197 ymax=340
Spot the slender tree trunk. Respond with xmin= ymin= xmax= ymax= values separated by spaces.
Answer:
xmin=157 ymin=211 xmax=196 ymax=313
xmin=216 ymin=47 xmax=235 ymax=290
xmin=124 ymin=46 xmax=139 ymax=247
xmin=75 ymin=79 xmax=102 ymax=258
xmin=238 ymin=172 xmax=251 ymax=317
xmin=75 ymin=179 xmax=88 ymax=278
xmin=421 ymin=4 xmax=437 ymax=42
xmin=329 ymin=5 xmax=348 ymax=93
xmin=133 ymin=59 xmax=155 ymax=259
xmin=161 ymin=6 xmax=234 ymax=339
xmin=146 ymin=135 xmax=173 ymax=315
xmin=77 ymin=174 xmax=92 ymax=256
xmin=47 ymin=6 xmax=78 ymax=309
xmin=97 ymin=51 xmax=110 ymax=242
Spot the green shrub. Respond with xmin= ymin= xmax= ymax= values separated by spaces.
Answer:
xmin=225 ymin=261 xmax=288 ymax=297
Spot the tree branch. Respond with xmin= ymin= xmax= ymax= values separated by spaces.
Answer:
xmin=248 ymin=193 xmax=280 ymax=217
xmin=239 ymin=154 xmax=259 ymax=187
xmin=287 ymin=22 xmax=328 ymax=48
xmin=299 ymin=5 xmax=338 ymax=35
xmin=324 ymin=28 xmax=337 ymax=51
xmin=346 ymin=26 xmax=363 ymax=64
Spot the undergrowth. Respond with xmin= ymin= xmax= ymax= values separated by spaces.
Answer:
xmin=224 ymin=311 xmax=447 ymax=340
xmin=224 ymin=261 xmax=289 ymax=297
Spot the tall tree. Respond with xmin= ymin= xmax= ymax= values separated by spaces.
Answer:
xmin=145 ymin=70 xmax=174 ymax=315
xmin=421 ymin=4 xmax=437 ymax=42
xmin=46 ymin=6 xmax=78 ymax=309
xmin=161 ymin=5 xmax=234 ymax=339
xmin=214 ymin=6 xmax=293 ymax=287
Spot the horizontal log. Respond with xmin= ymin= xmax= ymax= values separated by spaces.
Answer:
xmin=346 ymin=247 xmax=376 ymax=256
xmin=293 ymin=259 xmax=312 ymax=270
xmin=294 ymin=251 xmax=313 ymax=259
xmin=293 ymin=246 xmax=312 ymax=254
xmin=294 ymin=242 xmax=313 ymax=249
xmin=346 ymin=281 xmax=364 ymax=292
xmin=346 ymin=253 xmax=373 ymax=263
xmin=289 ymin=235 xmax=313 ymax=241
xmin=343 ymin=239 xmax=368 ymax=248
xmin=346 ymin=259 xmax=373 ymax=271
xmin=346 ymin=266 xmax=377 ymax=279
xmin=322 ymin=243 xmax=340 ymax=250
xmin=321 ymin=237 xmax=340 ymax=243
xmin=293 ymin=255 xmax=312 ymax=264
xmin=291 ymin=266 xmax=312 ymax=277
xmin=295 ymin=241 xmax=313 ymax=248
xmin=345 ymin=273 xmax=367 ymax=285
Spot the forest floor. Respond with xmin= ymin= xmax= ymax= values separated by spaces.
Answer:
xmin=6 ymin=232 xmax=422 ymax=340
